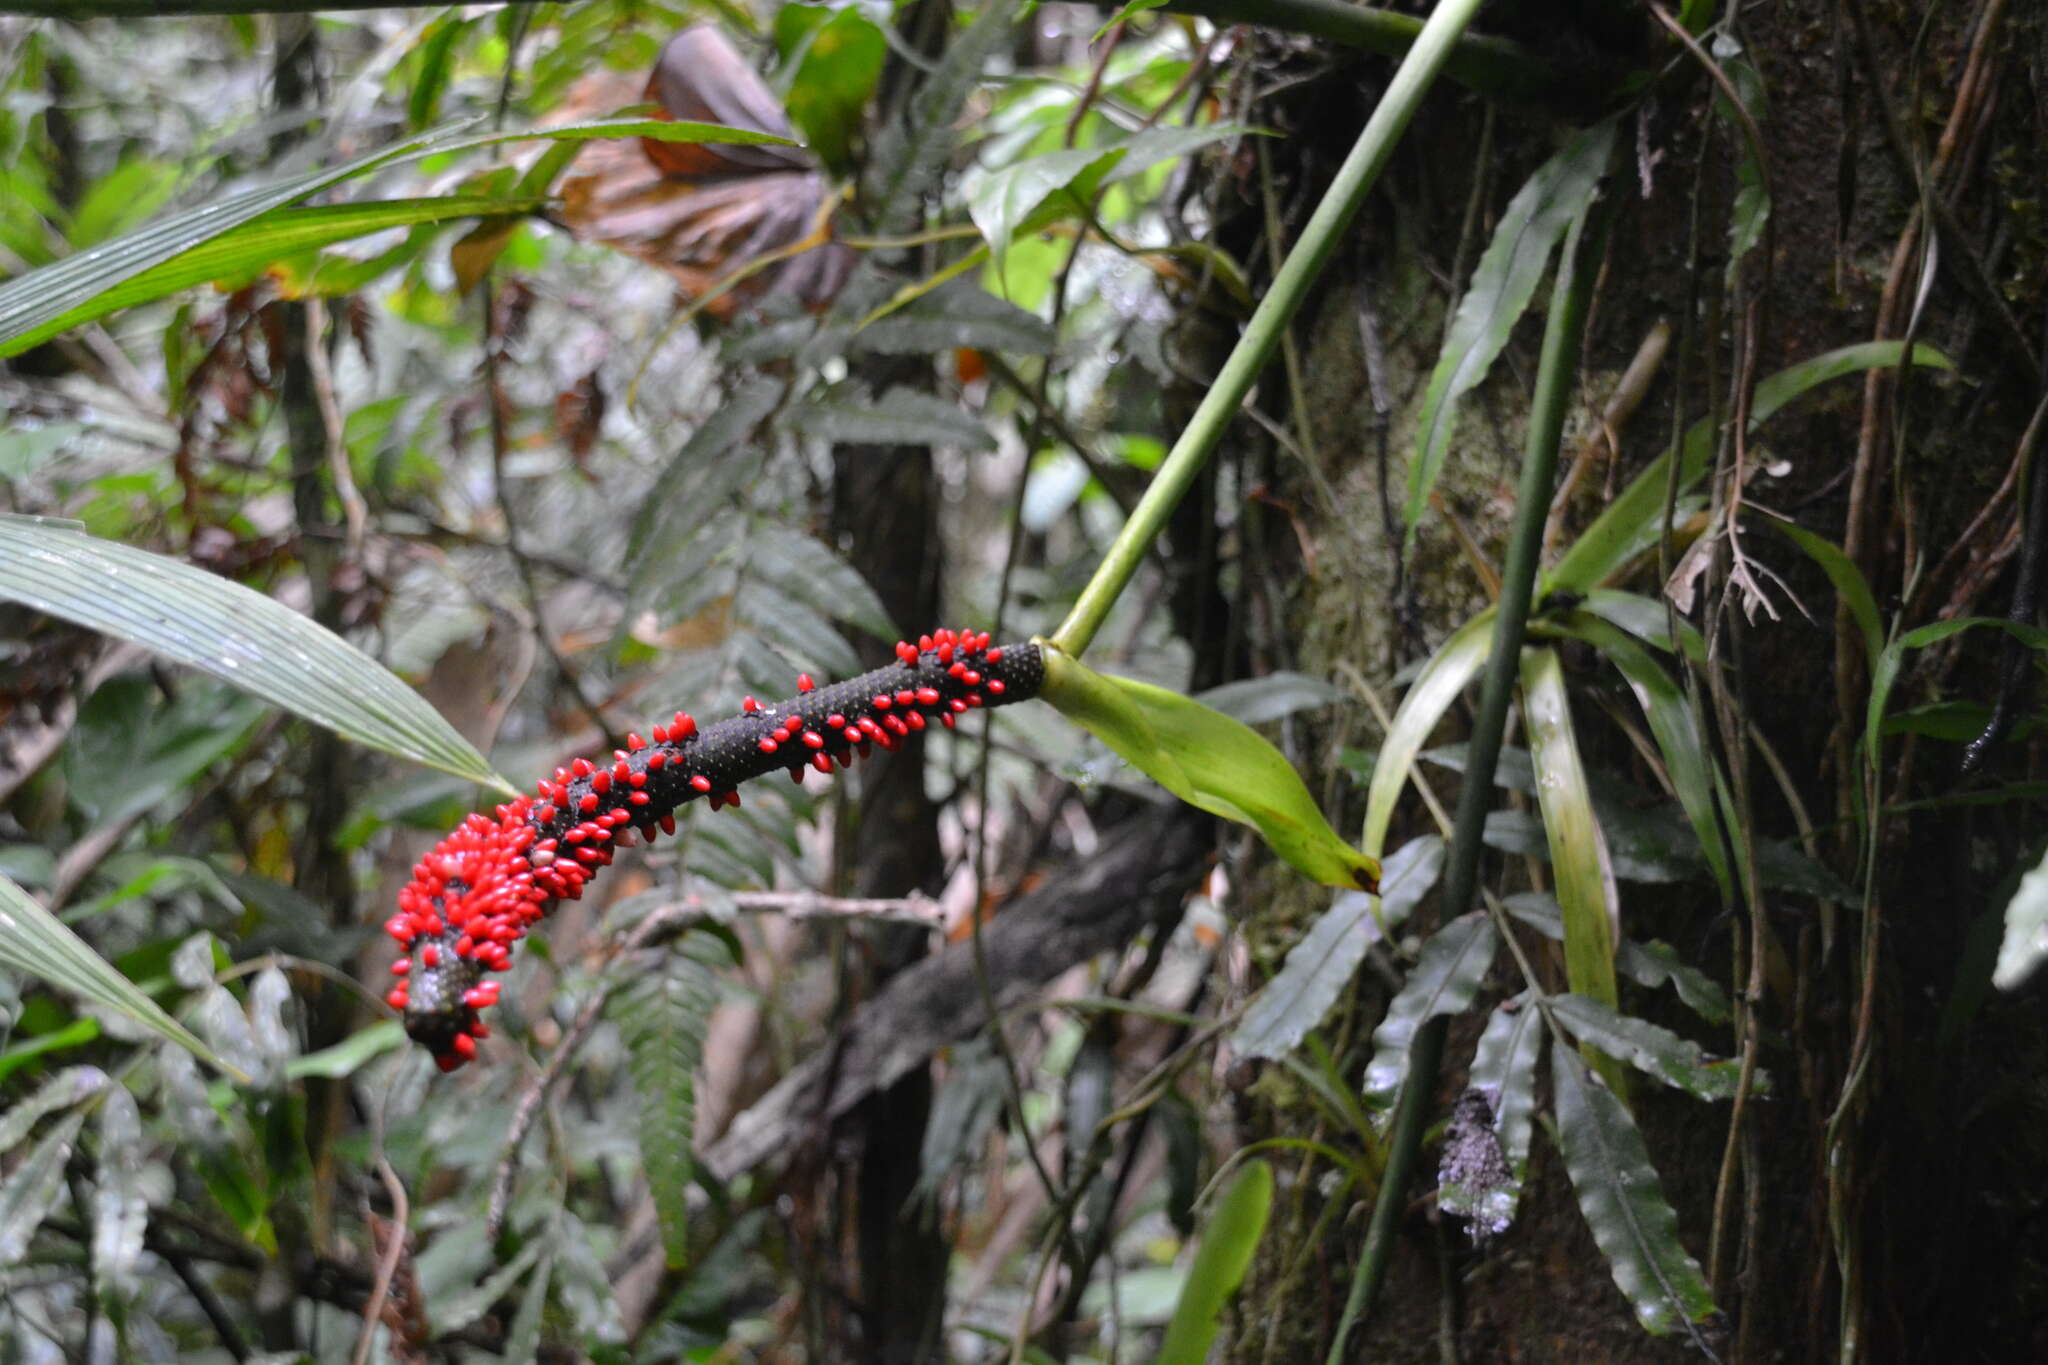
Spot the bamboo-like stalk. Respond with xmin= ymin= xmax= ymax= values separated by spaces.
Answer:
xmin=1051 ymin=0 xmax=1491 ymax=660
xmin=1326 ymin=188 xmax=1613 ymax=1361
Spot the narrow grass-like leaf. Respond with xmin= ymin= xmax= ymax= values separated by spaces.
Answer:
xmin=1756 ymin=513 xmax=1880 ymax=676
xmin=0 ymin=1111 xmax=84 ymax=1266
xmin=0 ymin=116 xmax=791 ymax=355
xmin=1232 ymin=836 xmax=1444 ymax=1060
xmin=1711 ymin=35 xmax=1770 ymax=271
xmin=1866 ymin=617 xmax=2048 ymax=766
xmin=0 ymin=872 xmax=230 ymax=1076
xmin=0 ymin=1064 xmax=107 ymax=1154
xmin=431 ymin=1239 xmax=544 ymax=1337
xmin=0 ymin=517 xmax=505 ymax=790
xmin=1364 ymin=609 xmax=1495 ymax=859
xmin=1155 ymin=1159 xmax=1272 ymax=1365
xmin=1546 ymin=341 xmax=1953 ymax=594
xmin=1993 ymin=843 xmax=2048 ymax=990
xmin=1466 ymin=994 xmax=1543 ymax=1219
xmin=504 ymin=1244 xmax=555 ymax=1364
xmin=285 ymin=1021 xmax=406 ymax=1080
xmin=1404 ymin=119 xmax=1615 ymax=546
xmin=1519 ymin=648 xmax=1621 ymax=1021
xmin=615 ymin=933 xmax=730 ymax=1269
xmin=1547 ymin=994 xmax=1754 ymax=1100
xmin=1039 ymin=644 xmax=1380 ymax=890
xmin=1549 ymin=1037 xmax=1719 ymax=1340
xmin=1549 ymin=611 xmax=1730 ymax=902
xmin=1360 ymin=911 xmax=1498 ymax=1115
xmin=3 ymin=196 xmax=538 ymax=357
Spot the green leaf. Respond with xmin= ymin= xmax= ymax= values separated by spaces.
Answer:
xmin=1464 ymin=994 xmax=1544 ymax=1224
xmin=615 ymin=932 xmax=730 ymax=1270
xmin=0 ymin=1064 xmax=108 ymax=1155
xmin=1503 ymin=894 xmax=1732 ymax=1024
xmin=1547 ymin=341 xmax=1953 ymax=594
xmin=1993 ymin=842 xmax=2048 ymax=990
xmin=1866 ymin=616 xmax=2048 ymax=766
xmin=1756 ymin=512 xmax=1880 ymax=677
xmin=1548 ymin=612 xmax=1731 ymax=903
xmin=1549 ymin=1037 xmax=1719 ymax=1340
xmin=0 ymin=517 xmax=505 ymax=790
xmin=0 ymin=116 xmax=793 ymax=356
xmin=1547 ymin=994 xmax=1756 ymax=1100
xmin=1711 ymin=35 xmax=1770 ymax=272
xmin=1155 ymin=1159 xmax=1272 ymax=1365
xmin=1038 ymin=644 xmax=1380 ymax=891
xmin=865 ymin=0 xmax=1022 ymax=236
xmin=1360 ymin=912 xmax=1498 ymax=1115
xmin=91 ymin=1085 xmax=147 ymax=1306
xmin=1232 ymin=836 xmax=1445 ymax=1060
xmin=1195 ymin=672 xmax=1349 ymax=727
xmin=0 ymin=1110 xmax=84 ymax=1266
xmin=777 ymin=2 xmax=886 ymax=172
xmin=3 ymin=196 xmax=538 ymax=358
xmin=1363 ymin=609 xmax=1495 ymax=859
xmin=0 ymin=871 xmax=232 ymax=1077
xmin=284 ymin=1021 xmax=407 ymax=1080
xmin=407 ymin=16 xmax=471 ymax=131
xmin=1518 ymin=648 xmax=1621 ymax=1032
xmin=850 ymin=278 xmax=1054 ymax=356
xmin=432 ymin=1238 xmax=544 ymax=1337
xmin=1405 ymin=119 xmax=1615 ymax=547
xmin=967 ymin=145 xmax=1128 ymax=263
xmin=787 ymin=386 xmax=996 ymax=450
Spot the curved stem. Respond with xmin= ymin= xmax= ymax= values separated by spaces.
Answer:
xmin=1050 ymin=0 xmax=1489 ymax=660
xmin=1328 ymin=187 xmax=1613 ymax=1361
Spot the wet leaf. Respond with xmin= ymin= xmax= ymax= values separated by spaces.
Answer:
xmin=0 ymin=1110 xmax=84 ymax=1266
xmin=0 ymin=872 xmax=230 ymax=1075
xmin=1361 ymin=912 xmax=1498 ymax=1114
xmin=1364 ymin=609 xmax=1495 ymax=859
xmin=1550 ymin=1037 xmax=1719 ymax=1340
xmin=1464 ymin=993 xmax=1544 ymax=1226
xmin=1039 ymin=644 xmax=1380 ymax=891
xmin=1548 ymin=994 xmax=1756 ymax=1100
xmin=1196 ymin=672 xmax=1349 ymax=727
xmin=1406 ymin=119 xmax=1615 ymax=547
xmin=0 ymin=1064 xmax=108 ymax=1155
xmin=91 ymin=1086 xmax=147 ymax=1304
xmin=787 ymin=386 xmax=995 ymax=450
xmin=0 ymin=517 xmax=505 ymax=790
xmin=1233 ymin=836 xmax=1445 ymax=1060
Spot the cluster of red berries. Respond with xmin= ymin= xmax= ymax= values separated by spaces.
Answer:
xmin=385 ymin=631 xmax=1042 ymax=1072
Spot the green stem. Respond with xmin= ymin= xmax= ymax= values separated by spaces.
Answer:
xmin=1051 ymin=0 xmax=1489 ymax=660
xmin=1158 ymin=0 xmax=1566 ymax=103
xmin=1 ymin=0 xmax=557 ymax=13
xmin=1327 ymin=189 xmax=1613 ymax=1363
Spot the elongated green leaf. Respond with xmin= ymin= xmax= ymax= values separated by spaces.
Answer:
xmin=1712 ymin=35 xmax=1770 ymax=271
xmin=851 ymin=278 xmax=1054 ymax=356
xmin=1993 ymin=843 xmax=2048 ymax=990
xmin=1547 ymin=994 xmax=1755 ymax=1100
xmin=0 ymin=872 xmax=231 ymax=1076
xmin=91 ymin=1086 xmax=147 ymax=1304
xmin=432 ymin=1238 xmax=544 ymax=1337
xmin=1865 ymin=616 xmax=2048 ymax=765
xmin=1405 ymin=119 xmax=1615 ymax=545
xmin=1576 ymin=589 xmax=1705 ymax=661
xmin=615 ymin=932 xmax=730 ymax=1269
xmin=0 ymin=517 xmax=505 ymax=789
xmin=1361 ymin=911 xmax=1498 ymax=1115
xmin=1364 ymin=608 xmax=1495 ymax=859
xmin=0 ymin=1064 xmax=108 ymax=1154
xmin=4 ymin=196 xmax=537 ymax=357
xmin=285 ymin=1020 xmax=406 ymax=1080
xmin=1503 ymin=893 xmax=1732 ymax=1024
xmin=1757 ymin=513 xmax=1880 ymax=677
xmin=1463 ymin=993 xmax=1543 ymax=1226
xmin=1519 ymin=648 xmax=1620 ymax=1018
xmin=866 ymin=0 xmax=1021 ymax=236
xmin=1547 ymin=341 xmax=1954 ymax=594
xmin=0 ymin=1111 xmax=84 ymax=1266
xmin=1549 ymin=611 xmax=1730 ymax=902
xmin=1232 ymin=836 xmax=1444 ymax=1060
xmin=1549 ymin=1038 xmax=1719 ymax=1339
xmin=1039 ymin=644 xmax=1380 ymax=890
xmin=0 ymin=116 xmax=792 ymax=355
xmin=1155 ymin=1159 xmax=1272 ymax=1365
xmin=787 ymin=386 xmax=995 ymax=450
xmin=1197 ymin=672 xmax=1349 ymax=727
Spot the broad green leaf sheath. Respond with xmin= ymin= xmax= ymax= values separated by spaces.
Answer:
xmin=1036 ymin=642 xmax=1379 ymax=891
